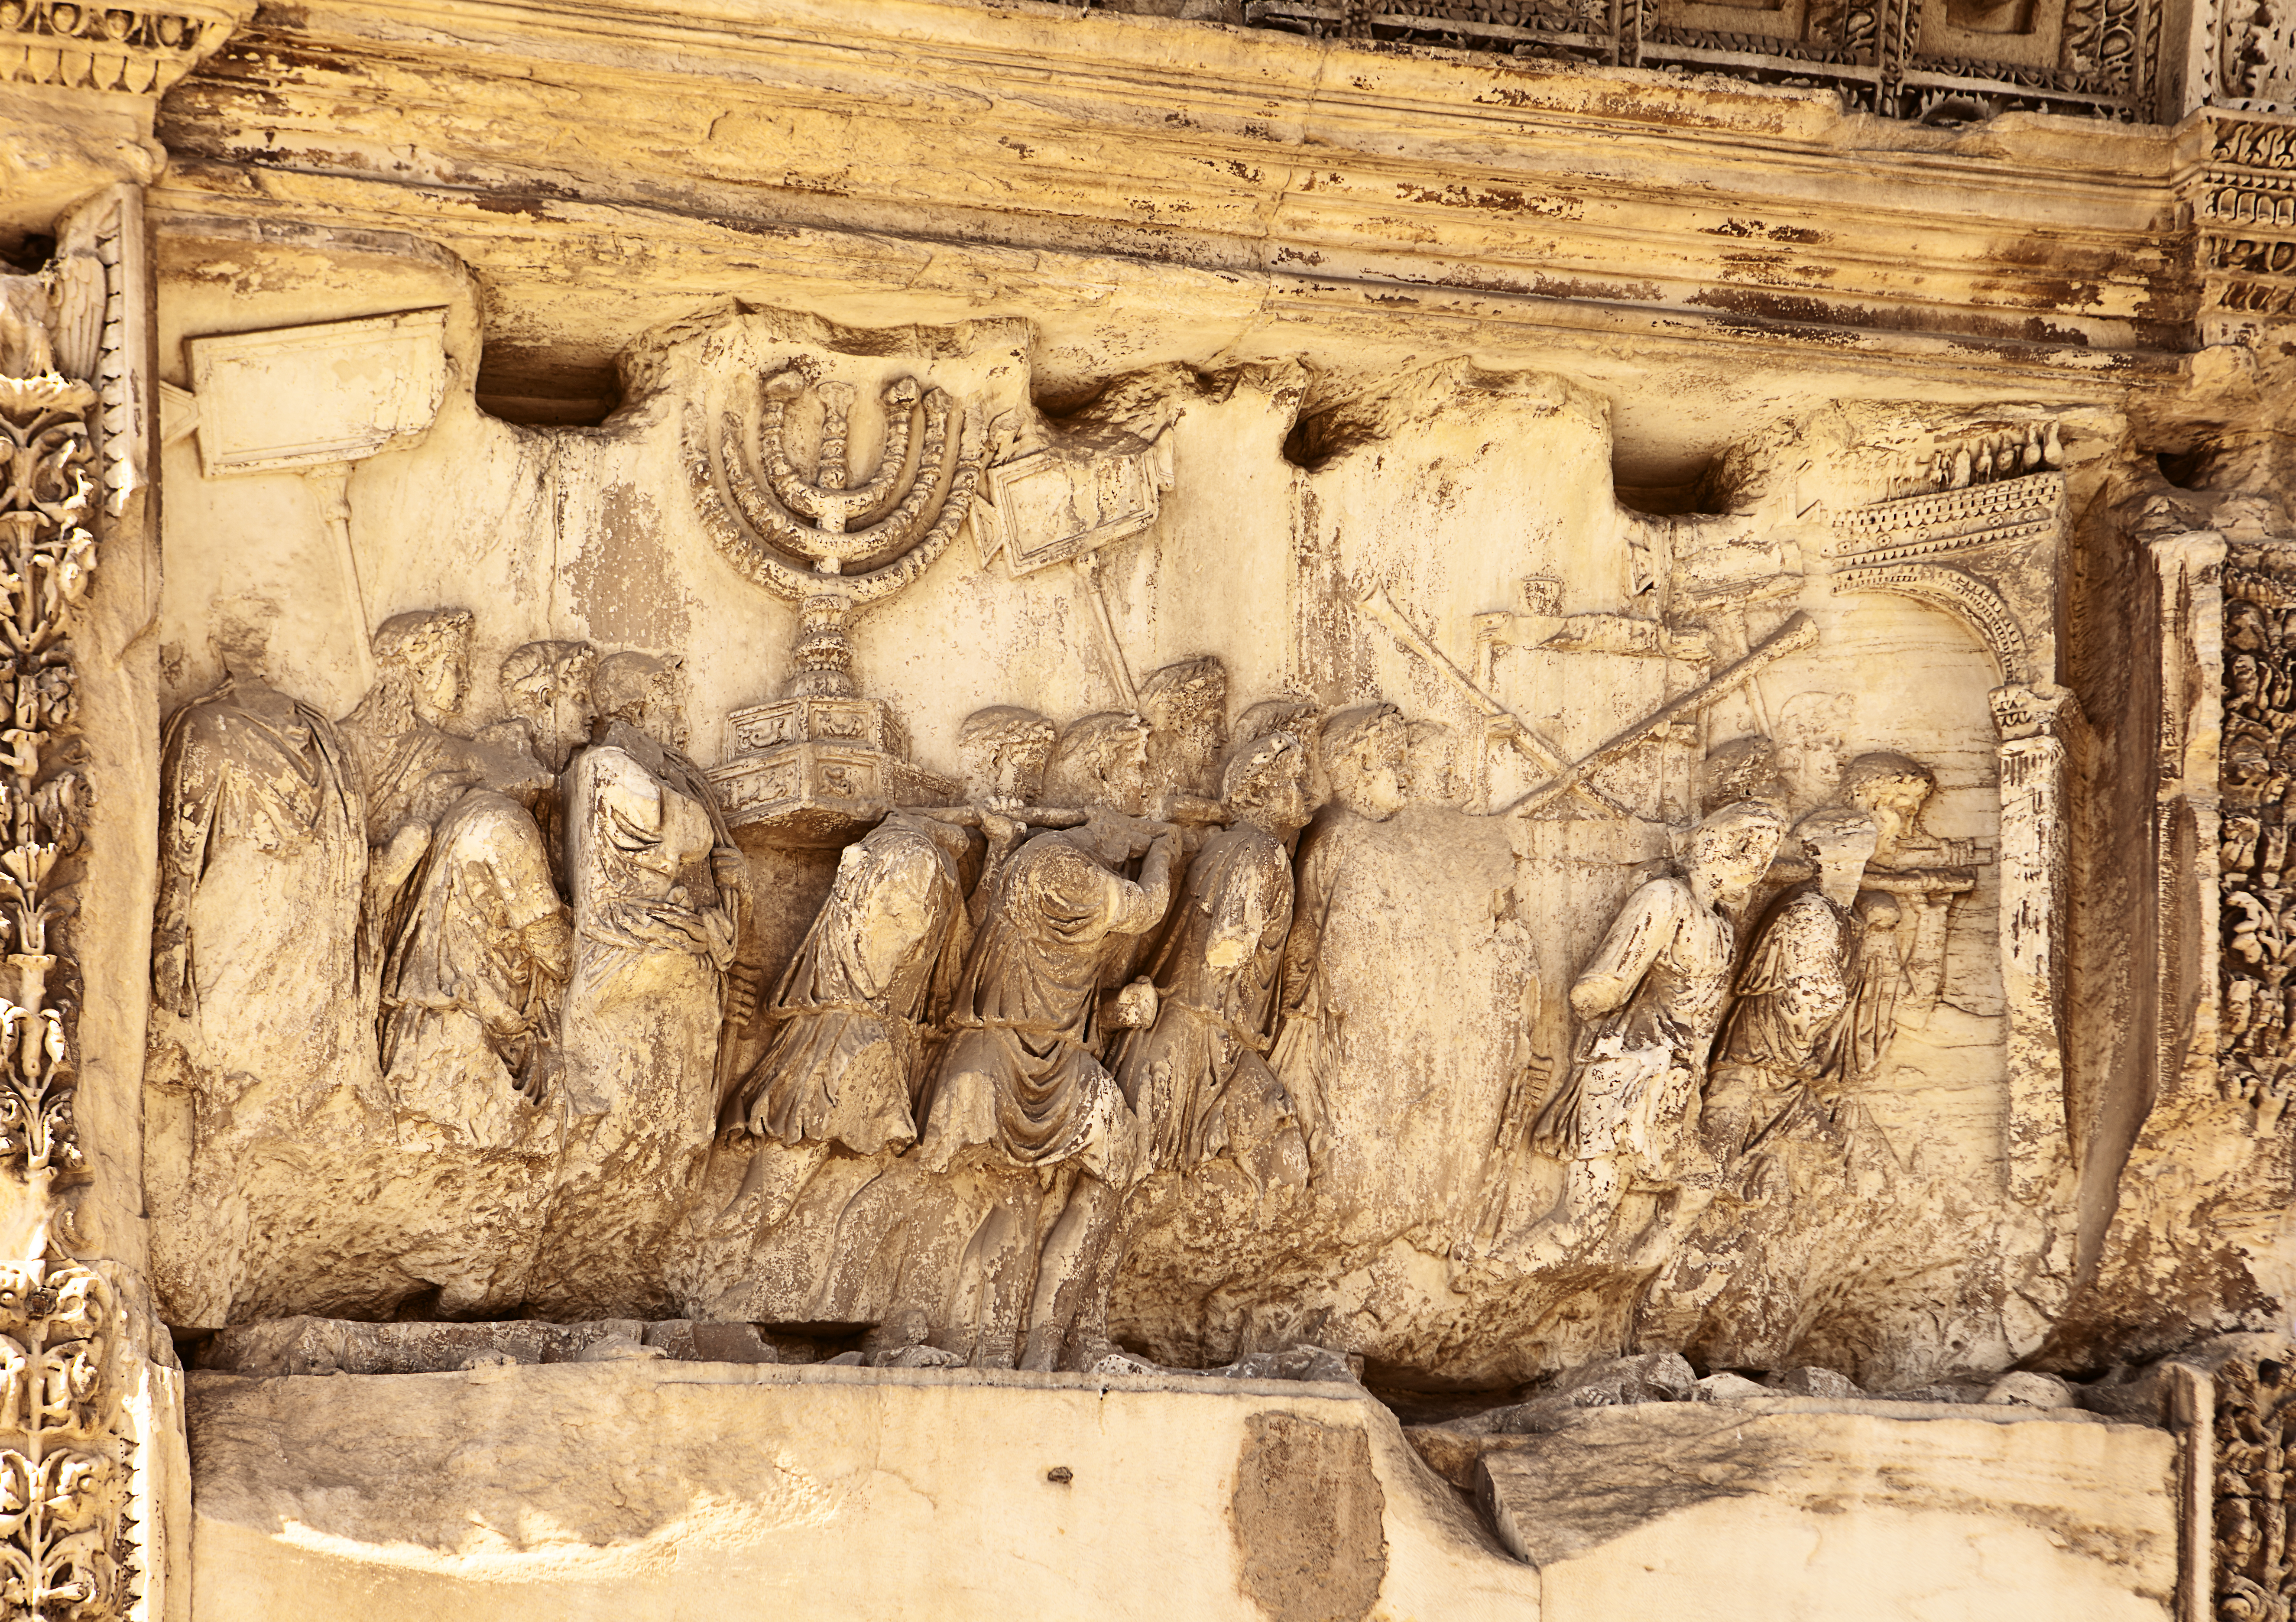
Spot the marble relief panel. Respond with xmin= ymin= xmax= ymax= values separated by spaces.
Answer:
xmin=145 ymin=297 xmax=2080 ymax=1392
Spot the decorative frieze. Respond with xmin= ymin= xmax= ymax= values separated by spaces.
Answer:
xmin=2206 ymin=1340 xmax=2296 ymax=1619
xmin=2220 ymin=545 xmax=2296 ymax=1122
xmin=0 ymin=2 xmax=243 ymax=97
xmin=0 ymin=202 xmax=133 ymax=1622
xmin=2190 ymin=115 xmax=2296 ymax=337
xmin=1243 ymin=0 xmax=2160 ymax=118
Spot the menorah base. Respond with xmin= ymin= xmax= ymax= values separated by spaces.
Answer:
xmin=705 ymin=740 xmax=960 ymax=847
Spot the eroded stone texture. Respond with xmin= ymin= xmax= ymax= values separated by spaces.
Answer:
xmin=186 ymin=1362 xmax=1531 ymax=1622
xmin=1476 ymin=1403 xmax=2176 ymax=1619
xmin=13 ymin=0 xmax=2296 ymax=1615
xmin=1231 ymin=1413 xmax=1388 ymax=1622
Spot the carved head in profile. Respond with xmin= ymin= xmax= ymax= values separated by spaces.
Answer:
xmin=1839 ymin=751 xmax=1936 ymax=864
xmin=502 ymin=640 xmax=599 ymax=773
xmin=833 ymin=820 xmax=960 ymax=992
xmin=1223 ymin=729 xmax=1312 ymax=836
xmin=1321 ymin=703 xmax=1411 ymax=822
xmin=1791 ymin=805 xmax=1880 ymax=905
xmin=370 ymin=608 xmax=475 ymax=728
xmin=594 ymin=652 xmax=687 ymax=751
xmin=959 ymin=705 xmax=1057 ymax=808
xmin=1233 ymin=697 xmax=1323 ymax=801
xmin=1043 ymin=711 xmax=1152 ymax=815
xmin=1139 ymin=655 xmax=1228 ymax=798
xmin=207 ymin=594 xmax=282 ymax=685
xmin=1700 ymin=734 xmax=1785 ymax=814
xmin=1685 ymin=800 xmax=1787 ymax=911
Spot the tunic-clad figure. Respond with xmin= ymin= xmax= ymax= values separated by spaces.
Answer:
xmin=918 ymin=761 xmax=1179 ymax=1369
xmin=1830 ymin=889 xmax=1907 ymax=1083
xmin=529 ymin=652 xmax=741 ymax=1318
xmin=375 ymin=789 xmax=570 ymax=1126
xmin=1700 ymin=807 xmax=1881 ymax=1169
xmin=1531 ymin=800 xmax=1785 ymax=1238
xmin=920 ymin=821 xmax=1171 ymax=1186
xmin=343 ymin=611 xmax=568 ymax=1139
xmin=1271 ymin=704 xmax=1412 ymax=1155
xmin=1116 ymin=730 xmax=1314 ymax=1178
xmin=150 ymin=650 xmax=375 ymax=1326
xmin=727 ymin=811 xmax=973 ymax=1157
xmin=152 ymin=669 xmax=366 ymax=1117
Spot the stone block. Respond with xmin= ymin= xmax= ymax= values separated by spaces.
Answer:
xmin=185 ymin=1361 xmax=1538 ymax=1622
xmin=1473 ymin=1403 xmax=2177 ymax=1621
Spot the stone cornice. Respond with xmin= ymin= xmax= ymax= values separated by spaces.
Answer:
xmin=149 ymin=0 xmax=2207 ymax=437
xmin=2 ymin=1 xmax=248 ymax=97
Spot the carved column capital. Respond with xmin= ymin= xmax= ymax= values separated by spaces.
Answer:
xmin=1989 ymin=681 xmax=2087 ymax=744
xmin=2151 ymin=526 xmax=2231 ymax=565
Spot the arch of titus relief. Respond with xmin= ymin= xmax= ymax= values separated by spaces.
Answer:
xmin=5 ymin=0 xmax=2296 ymax=1616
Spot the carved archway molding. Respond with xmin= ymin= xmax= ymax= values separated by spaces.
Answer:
xmin=1827 ymin=468 xmax=2063 ymax=692
xmin=1831 ymin=464 xmax=2074 ymax=1206
xmin=1831 ymin=561 xmax=2031 ymax=687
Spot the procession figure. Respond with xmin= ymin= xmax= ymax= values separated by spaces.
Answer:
xmin=1042 ymin=709 xmax=1153 ymax=814
xmin=740 ymin=706 xmax=1047 ymax=1348
xmin=960 ymin=704 xmax=1058 ymax=812
xmin=917 ymin=771 xmax=1181 ymax=1369
xmin=496 ymin=639 xmax=600 ymax=884
xmin=1271 ymin=703 xmax=1411 ymax=1154
xmin=1231 ymin=698 xmax=1321 ymax=762
xmin=153 ymin=615 xmax=367 ymax=1121
xmin=1699 ymin=807 xmax=1881 ymax=1172
xmin=1530 ymin=800 xmax=1786 ymax=1239
xmin=341 ymin=613 xmax=567 ymax=1128
xmin=149 ymin=609 xmax=374 ymax=1321
xmin=1832 ymin=890 xmax=1908 ymax=1084
xmin=721 ymin=811 xmax=975 ymax=1218
xmin=1836 ymin=750 xmax=1967 ymax=1035
xmin=1138 ymin=655 xmax=1229 ymax=810
xmin=957 ymin=704 xmax=1060 ymax=925
xmin=498 ymin=640 xmax=600 ymax=775
xmin=529 ymin=652 xmax=743 ymax=1317
xmin=338 ymin=610 xmax=553 ymax=853
xmin=1840 ymin=751 xmax=1935 ymax=865
xmin=1115 ymin=730 xmax=1315 ymax=1185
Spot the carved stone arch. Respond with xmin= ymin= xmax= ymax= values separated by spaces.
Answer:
xmin=1828 ymin=464 xmax=2073 ymax=1208
xmin=1831 ymin=561 xmax=2032 ymax=687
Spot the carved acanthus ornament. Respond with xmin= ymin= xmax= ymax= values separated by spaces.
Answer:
xmin=2199 ymin=1340 xmax=2296 ymax=1621
xmin=0 ymin=1260 xmax=127 ymax=1618
xmin=2219 ymin=545 xmax=2296 ymax=1122
xmin=0 ymin=375 xmax=94 ymax=1201
xmin=0 ymin=187 xmax=145 ymax=1622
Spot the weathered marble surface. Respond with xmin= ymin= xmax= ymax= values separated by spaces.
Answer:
xmin=187 ymin=1362 xmax=1528 ymax=1622
xmin=184 ymin=1359 xmax=2176 ymax=1622
xmin=10 ymin=0 xmax=2296 ymax=1616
